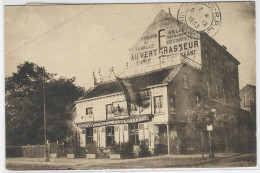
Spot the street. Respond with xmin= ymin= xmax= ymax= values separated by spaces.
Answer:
xmin=6 ymin=153 xmax=256 ymax=170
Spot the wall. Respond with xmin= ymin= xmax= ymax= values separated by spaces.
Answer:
xmin=167 ymin=65 xmax=202 ymax=123
xmin=75 ymin=93 xmax=125 ymax=124
xmin=200 ymin=33 xmax=240 ymax=107
xmin=127 ymin=10 xmax=201 ymax=75
xmin=240 ymin=85 xmax=256 ymax=115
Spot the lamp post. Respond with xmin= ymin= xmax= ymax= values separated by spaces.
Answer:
xmin=43 ymin=67 xmax=49 ymax=162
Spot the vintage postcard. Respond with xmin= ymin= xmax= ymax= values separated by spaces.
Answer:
xmin=4 ymin=1 xmax=256 ymax=171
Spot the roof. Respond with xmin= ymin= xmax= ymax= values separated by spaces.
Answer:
xmin=81 ymin=64 xmax=183 ymax=100
xmin=240 ymin=84 xmax=256 ymax=91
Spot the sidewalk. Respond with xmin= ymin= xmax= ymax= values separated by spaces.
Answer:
xmin=6 ymin=153 xmax=242 ymax=170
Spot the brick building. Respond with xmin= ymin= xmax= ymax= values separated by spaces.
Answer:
xmin=240 ymin=84 xmax=256 ymax=117
xmin=73 ymin=9 xmax=246 ymax=155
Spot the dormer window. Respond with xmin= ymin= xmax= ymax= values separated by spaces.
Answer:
xmin=86 ymin=107 xmax=93 ymax=115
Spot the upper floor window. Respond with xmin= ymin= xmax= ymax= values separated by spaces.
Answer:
xmin=169 ymin=96 xmax=176 ymax=112
xmin=86 ymin=107 xmax=93 ymax=115
xmin=158 ymin=29 xmax=166 ymax=48
xmin=106 ymin=104 xmax=113 ymax=119
xmin=183 ymin=73 xmax=188 ymax=89
xmin=131 ymin=103 xmax=139 ymax=115
xmin=154 ymin=96 xmax=163 ymax=114
xmin=205 ymin=53 xmax=209 ymax=70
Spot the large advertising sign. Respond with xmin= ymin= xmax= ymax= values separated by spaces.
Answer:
xmin=128 ymin=16 xmax=201 ymax=72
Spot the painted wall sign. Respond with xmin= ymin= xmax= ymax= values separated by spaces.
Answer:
xmin=78 ymin=115 xmax=151 ymax=128
xmin=128 ymin=11 xmax=201 ymax=74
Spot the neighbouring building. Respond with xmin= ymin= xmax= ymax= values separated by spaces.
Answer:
xmin=240 ymin=84 xmax=256 ymax=117
xmin=74 ymin=9 xmax=248 ymax=155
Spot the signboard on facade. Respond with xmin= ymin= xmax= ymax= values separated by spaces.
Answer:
xmin=78 ymin=115 xmax=151 ymax=128
xmin=128 ymin=13 xmax=201 ymax=74
xmin=112 ymin=101 xmax=128 ymax=116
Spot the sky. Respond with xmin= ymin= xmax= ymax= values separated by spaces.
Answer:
xmin=4 ymin=2 xmax=256 ymax=90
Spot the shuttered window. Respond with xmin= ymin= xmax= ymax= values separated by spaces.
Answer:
xmin=154 ymin=96 xmax=163 ymax=113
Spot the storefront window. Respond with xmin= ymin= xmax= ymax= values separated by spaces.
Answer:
xmin=106 ymin=126 xmax=115 ymax=146
xmin=130 ymin=123 xmax=139 ymax=145
xmin=86 ymin=127 xmax=93 ymax=143
xmin=154 ymin=96 xmax=163 ymax=114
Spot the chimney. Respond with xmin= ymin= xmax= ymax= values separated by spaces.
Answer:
xmin=93 ymin=71 xmax=97 ymax=86
xmin=168 ymin=7 xmax=172 ymax=16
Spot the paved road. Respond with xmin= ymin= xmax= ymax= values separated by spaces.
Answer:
xmin=6 ymin=153 xmax=256 ymax=170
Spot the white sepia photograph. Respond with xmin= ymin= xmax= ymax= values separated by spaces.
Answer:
xmin=4 ymin=1 xmax=256 ymax=171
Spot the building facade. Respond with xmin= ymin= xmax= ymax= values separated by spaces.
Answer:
xmin=240 ymin=84 xmax=256 ymax=117
xmin=74 ymin=9 xmax=244 ymax=155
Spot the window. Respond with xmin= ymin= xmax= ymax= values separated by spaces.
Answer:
xmin=154 ymin=96 xmax=163 ymax=114
xmin=131 ymin=103 xmax=139 ymax=115
xmin=106 ymin=126 xmax=115 ymax=146
xmin=106 ymin=104 xmax=113 ymax=119
xmin=130 ymin=123 xmax=139 ymax=145
xmin=158 ymin=29 xmax=166 ymax=48
xmin=86 ymin=107 xmax=93 ymax=115
xmin=169 ymin=96 xmax=176 ymax=112
xmin=183 ymin=74 xmax=188 ymax=89
xmin=86 ymin=127 xmax=93 ymax=143
xmin=205 ymin=53 xmax=209 ymax=70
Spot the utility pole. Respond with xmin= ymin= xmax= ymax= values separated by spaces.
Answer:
xmin=209 ymin=131 xmax=212 ymax=158
xmin=43 ymin=67 xmax=49 ymax=162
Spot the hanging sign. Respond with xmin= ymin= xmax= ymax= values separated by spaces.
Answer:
xmin=207 ymin=124 xmax=213 ymax=131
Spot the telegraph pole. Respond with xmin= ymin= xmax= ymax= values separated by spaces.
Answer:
xmin=43 ymin=67 xmax=49 ymax=162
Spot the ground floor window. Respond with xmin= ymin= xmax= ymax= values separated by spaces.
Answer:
xmin=130 ymin=123 xmax=139 ymax=145
xmin=86 ymin=127 xmax=93 ymax=143
xmin=106 ymin=126 xmax=115 ymax=146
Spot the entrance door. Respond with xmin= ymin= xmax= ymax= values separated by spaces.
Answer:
xmin=157 ymin=124 xmax=167 ymax=155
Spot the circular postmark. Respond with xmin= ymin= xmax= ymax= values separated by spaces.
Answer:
xmin=177 ymin=2 xmax=221 ymax=39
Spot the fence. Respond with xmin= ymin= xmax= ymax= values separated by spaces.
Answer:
xmin=6 ymin=146 xmax=23 ymax=158
xmin=6 ymin=142 xmax=78 ymax=158
xmin=21 ymin=145 xmax=45 ymax=158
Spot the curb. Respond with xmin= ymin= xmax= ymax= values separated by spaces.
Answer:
xmin=182 ymin=153 xmax=244 ymax=167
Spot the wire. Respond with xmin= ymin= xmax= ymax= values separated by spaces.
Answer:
xmin=46 ymin=16 xmax=175 ymax=67
xmin=5 ymin=5 xmax=96 ymax=56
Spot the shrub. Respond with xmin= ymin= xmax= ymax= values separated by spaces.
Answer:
xmin=120 ymin=142 xmax=134 ymax=158
xmin=139 ymin=140 xmax=150 ymax=157
xmin=110 ymin=142 xmax=134 ymax=158
xmin=97 ymin=147 xmax=111 ymax=158
xmin=85 ymin=143 xmax=97 ymax=154
xmin=110 ymin=142 xmax=121 ymax=154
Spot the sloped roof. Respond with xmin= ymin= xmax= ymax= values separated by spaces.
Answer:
xmin=81 ymin=64 xmax=183 ymax=100
xmin=130 ymin=9 xmax=178 ymax=51
xmin=240 ymin=84 xmax=256 ymax=92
